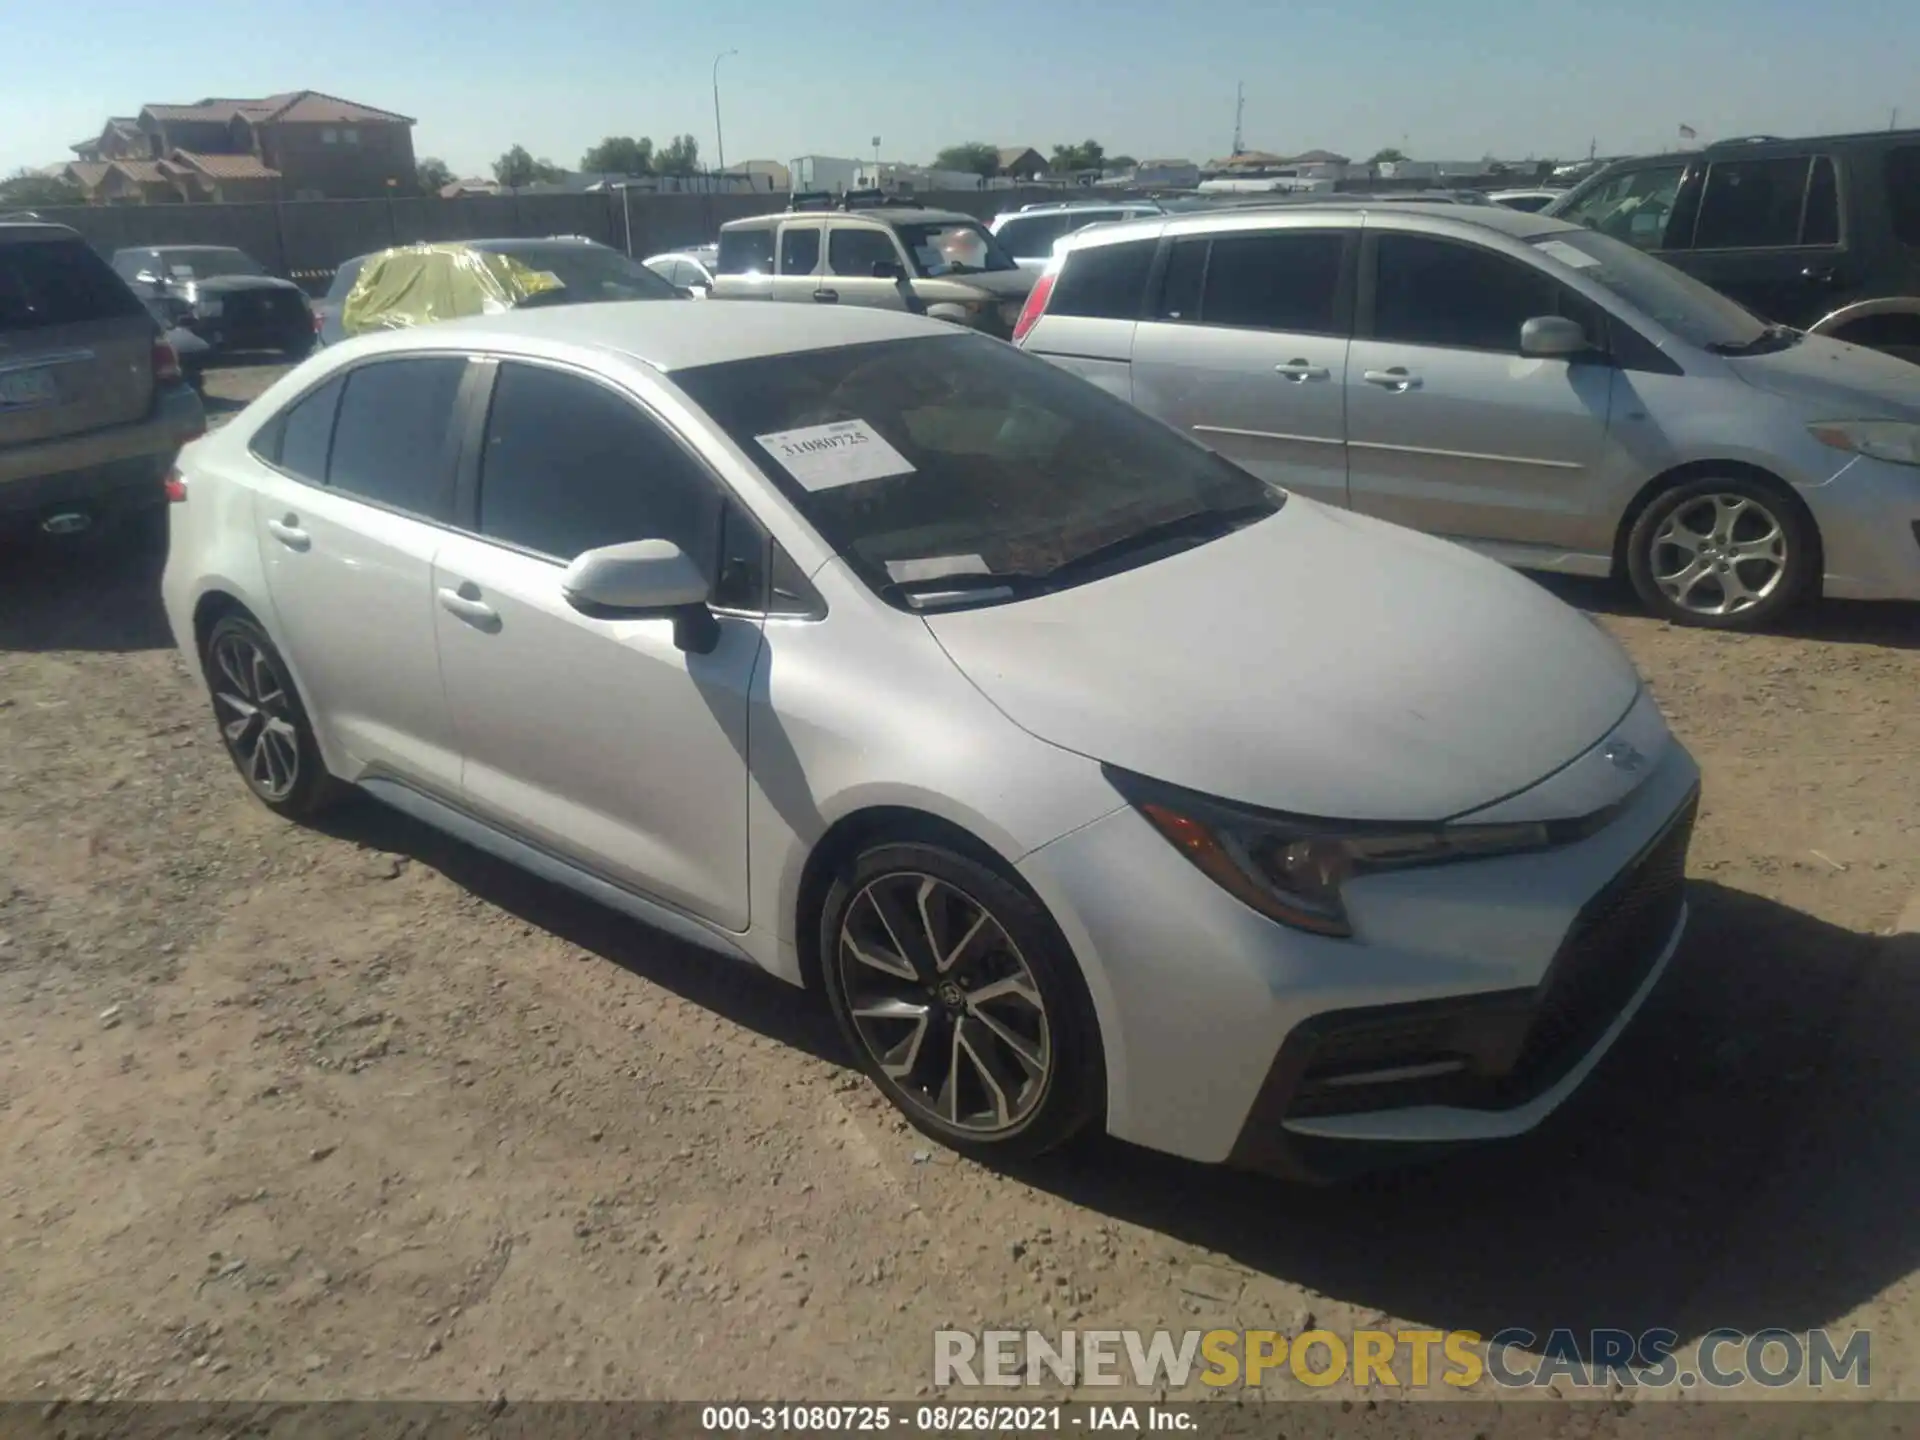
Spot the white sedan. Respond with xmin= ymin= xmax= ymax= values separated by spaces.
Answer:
xmin=161 ymin=302 xmax=1699 ymax=1180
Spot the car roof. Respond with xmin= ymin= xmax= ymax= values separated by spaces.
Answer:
xmin=327 ymin=297 xmax=956 ymax=373
xmin=122 ymin=244 xmax=253 ymax=255
xmin=723 ymin=207 xmax=975 ymax=230
xmin=1065 ymin=199 xmax=1577 ymax=250
xmin=1 ymin=221 xmax=82 ymax=244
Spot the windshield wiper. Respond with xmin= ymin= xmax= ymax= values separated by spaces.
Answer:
xmin=1045 ymin=502 xmax=1276 ymax=581
xmin=1707 ymin=324 xmax=1801 ymax=356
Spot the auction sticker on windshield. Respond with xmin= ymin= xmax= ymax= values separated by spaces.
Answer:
xmin=1536 ymin=239 xmax=1600 ymax=270
xmin=755 ymin=419 xmax=915 ymax=491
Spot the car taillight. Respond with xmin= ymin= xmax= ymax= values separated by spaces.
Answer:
xmin=164 ymin=467 xmax=187 ymax=503
xmin=1010 ymin=271 xmax=1056 ymax=345
xmin=152 ymin=337 xmax=183 ymax=385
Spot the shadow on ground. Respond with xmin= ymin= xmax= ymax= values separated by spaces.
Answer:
xmin=0 ymin=518 xmax=172 ymax=653
xmin=1535 ymin=572 xmax=1920 ymax=652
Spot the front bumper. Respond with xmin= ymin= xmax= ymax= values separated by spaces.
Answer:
xmin=1805 ymin=453 xmax=1920 ymax=601
xmin=1015 ymin=690 xmax=1702 ymax=1177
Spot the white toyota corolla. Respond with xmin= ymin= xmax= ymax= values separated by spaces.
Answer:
xmin=162 ymin=302 xmax=1700 ymax=1180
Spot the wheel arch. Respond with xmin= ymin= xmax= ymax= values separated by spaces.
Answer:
xmin=1807 ymin=296 xmax=1920 ymax=339
xmin=1609 ymin=458 xmax=1825 ymax=587
xmin=189 ymin=587 xmax=343 ymax=777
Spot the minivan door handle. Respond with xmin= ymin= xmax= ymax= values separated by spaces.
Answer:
xmin=1274 ymin=360 xmax=1331 ymax=382
xmin=1362 ymin=367 xmax=1422 ymax=392
xmin=814 ymin=288 xmax=839 ymax=304
xmin=265 ymin=515 xmax=310 ymax=550
xmin=437 ymin=584 xmax=500 ymax=630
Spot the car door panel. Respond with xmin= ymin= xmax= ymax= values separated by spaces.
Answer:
xmin=1126 ymin=229 xmax=1353 ymax=508
xmin=248 ymin=359 xmax=467 ymax=792
xmin=772 ymin=222 xmax=824 ymax=304
xmin=1345 ymin=233 xmax=1616 ymax=549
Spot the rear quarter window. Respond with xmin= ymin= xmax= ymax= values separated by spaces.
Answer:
xmin=1050 ymin=239 xmax=1156 ymax=321
xmin=717 ymin=227 xmax=775 ymax=275
xmin=0 ymin=237 xmax=147 ymax=331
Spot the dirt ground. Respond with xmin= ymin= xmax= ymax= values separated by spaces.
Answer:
xmin=1 ymin=362 xmax=1917 ymax=1415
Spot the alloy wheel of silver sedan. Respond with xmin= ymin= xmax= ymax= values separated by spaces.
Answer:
xmin=836 ymin=872 xmax=1052 ymax=1136
xmin=210 ymin=630 xmax=303 ymax=802
xmin=1649 ymin=492 xmax=1789 ymax=618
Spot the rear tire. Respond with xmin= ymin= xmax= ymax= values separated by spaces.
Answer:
xmin=819 ymin=839 xmax=1103 ymax=1161
xmin=202 ymin=613 xmax=343 ymax=819
xmin=1626 ymin=475 xmax=1817 ymax=630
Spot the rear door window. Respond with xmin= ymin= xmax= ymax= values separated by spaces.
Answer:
xmin=778 ymin=226 xmax=821 ymax=276
xmin=1152 ymin=231 xmax=1346 ymax=334
xmin=716 ymin=227 xmax=775 ymax=275
xmin=0 ymin=237 xmax=146 ymax=331
xmin=325 ymin=357 xmax=466 ymax=519
xmin=1050 ymin=239 xmax=1156 ymax=320
xmin=1692 ymin=155 xmax=1827 ymax=249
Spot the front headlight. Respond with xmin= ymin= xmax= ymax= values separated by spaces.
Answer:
xmin=1808 ymin=419 xmax=1920 ymax=468
xmin=1105 ymin=765 xmax=1556 ymax=938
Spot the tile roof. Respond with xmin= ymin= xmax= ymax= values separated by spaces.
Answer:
xmin=140 ymin=90 xmax=410 ymax=126
xmin=168 ymin=150 xmax=282 ymax=180
xmin=113 ymin=160 xmax=174 ymax=184
xmin=62 ymin=162 xmax=112 ymax=187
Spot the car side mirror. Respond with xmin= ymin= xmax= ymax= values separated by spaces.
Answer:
xmin=1520 ymin=314 xmax=1592 ymax=360
xmin=871 ymin=260 xmax=906 ymax=280
xmin=561 ymin=539 xmax=719 ymax=653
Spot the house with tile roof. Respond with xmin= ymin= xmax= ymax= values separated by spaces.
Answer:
xmin=61 ymin=90 xmax=416 ymax=201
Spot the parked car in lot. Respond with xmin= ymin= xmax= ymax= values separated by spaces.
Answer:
xmin=644 ymin=250 xmax=719 ymax=295
xmin=329 ymin=238 xmax=683 ymax=339
xmin=2 ymin=220 xmax=204 ymax=542
xmin=709 ymin=200 xmax=1035 ymax=337
xmin=1546 ymin=129 xmax=1920 ymax=364
xmin=990 ymin=201 xmax=1169 ymax=271
xmin=312 ymin=253 xmax=375 ymax=347
xmin=1488 ymin=188 xmax=1568 ymax=213
xmin=162 ymin=301 xmax=1701 ymax=1180
xmin=112 ymin=245 xmax=314 ymax=359
xmin=1015 ymin=201 xmax=1920 ymax=629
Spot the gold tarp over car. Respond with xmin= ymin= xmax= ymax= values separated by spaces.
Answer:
xmin=340 ymin=243 xmax=564 ymax=335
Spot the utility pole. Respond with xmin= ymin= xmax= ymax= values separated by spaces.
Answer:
xmin=1588 ymin=136 xmax=1597 ymax=162
xmin=1232 ymin=82 xmax=1244 ymax=156
xmin=712 ymin=49 xmax=738 ymax=178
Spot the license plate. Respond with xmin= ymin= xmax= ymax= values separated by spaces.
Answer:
xmin=0 ymin=366 xmax=60 ymax=410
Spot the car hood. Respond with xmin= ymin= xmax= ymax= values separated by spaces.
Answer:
xmin=921 ymin=267 xmax=1036 ymax=300
xmin=1727 ymin=333 xmax=1920 ymax=418
xmin=190 ymin=274 xmax=306 ymax=297
xmin=922 ymin=500 xmax=1641 ymax=822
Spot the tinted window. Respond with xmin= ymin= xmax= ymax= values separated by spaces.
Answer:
xmin=828 ymin=226 xmax=900 ymax=277
xmin=262 ymin=375 xmax=344 ymax=479
xmin=1694 ymin=157 xmax=1815 ymax=249
xmin=1201 ymin=232 xmax=1344 ymax=333
xmin=489 ymin=243 xmax=679 ymax=303
xmin=716 ymin=227 xmax=774 ymax=275
xmin=325 ymin=258 xmax=366 ymax=302
xmin=779 ymin=227 xmax=821 ymax=276
xmin=327 ymin=358 xmax=465 ymax=517
xmin=477 ymin=362 xmax=720 ymax=564
xmin=1374 ymin=234 xmax=1558 ymax=352
xmin=157 ymin=248 xmax=264 ymax=280
xmin=994 ymin=214 xmax=1071 ymax=260
xmin=1887 ymin=146 xmax=1920 ymax=246
xmin=1156 ymin=237 xmax=1207 ymax=321
xmin=1558 ymin=165 xmax=1685 ymax=250
xmin=1051 ymin=239 xmax=1155 ymax=320
xmin=1803 ymin=156 xmax=1840 ymax=246
xmin=0 ymin=238 xmax=147 ymax=330
xmin=672 ymin=333 xmax=1279 ymax=609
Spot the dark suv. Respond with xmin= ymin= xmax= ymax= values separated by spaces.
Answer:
xmin=1547 ymin=130 xmax=1920 ymax=363
xmin=2 ymin=222 xmax=206 ymax=542
xmin=112 ymin=245 xmax=314 ymax=359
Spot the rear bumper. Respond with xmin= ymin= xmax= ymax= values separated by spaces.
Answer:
xmin=0 ymin=384 xmax=204 ymax=532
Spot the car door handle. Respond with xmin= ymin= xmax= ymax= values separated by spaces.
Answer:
xmin=1274 ymin=360 xmax=1331 ymax=382
xmin=1362 ymin=367 xmax=1422 ymax=392
xmin=1800 ymin=265 xmax=1839 ymax=286
xmin=814 ymin=288 xmax=839 ymax=303
xmin=265 ymin=516 xmax=310 ymax=550
xmin=437 ymin=585 xmax=499 ymax=629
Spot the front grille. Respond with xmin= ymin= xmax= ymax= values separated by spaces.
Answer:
xmin=1279 ymin=790 xmax=1698 ymax=1121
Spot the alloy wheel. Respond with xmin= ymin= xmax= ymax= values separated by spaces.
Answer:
xmin=1649 ymin=492 xmax=1788 ymax=618
xmin=836 ymin=872 xmax=1052 ymax=1135
xmin=209 ymin=632 xmax=302 ymax=801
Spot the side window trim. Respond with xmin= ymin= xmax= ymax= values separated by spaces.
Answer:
xmin=457 ymin=353 xmax=785 ymax=616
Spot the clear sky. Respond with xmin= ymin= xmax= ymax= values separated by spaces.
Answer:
xmin=6 ymin=0 xmax=1915 ymax=178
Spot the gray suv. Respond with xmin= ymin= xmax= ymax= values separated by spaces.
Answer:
xmin=709 ymin=203 xmax=1035 ymax=338
xmin=2 ymin=222 xmax=206 ymax=542
xmin=1014 ymin=201 xmax=1920 ymax=630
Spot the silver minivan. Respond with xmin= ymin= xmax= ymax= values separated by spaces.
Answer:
xmin=1014 ymin=202 xmax=1920 ymax=629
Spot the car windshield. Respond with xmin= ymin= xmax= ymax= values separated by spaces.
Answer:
xmin=1528 ymin=229 xmax=1769 ymax=350
xmin=893 ymin=222 xmax=1019 ymax=276
xmin=490 ymin=243 xmax=681 ymax=304
xmin=160 ymin=249 xmax=264 ymax=280
xmin=672 ymin=333 xmax=1282 ymax=609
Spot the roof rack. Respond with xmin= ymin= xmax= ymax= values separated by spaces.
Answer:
xmin=1710 ymin=135 xmax=1787 ymax=146
xmin=839 ymin=188 xmax=919 ymax=210
xmin=787 ymin=189 xmax=835 ymax=212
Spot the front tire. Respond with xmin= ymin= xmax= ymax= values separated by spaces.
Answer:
xmin=1626 ymin=476 xmax=1816 ymax=630
xmin=202 ymin=613 xmax=342 ymax=819
xmin=820 ymin=840 xmax=1102 ymax=1160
